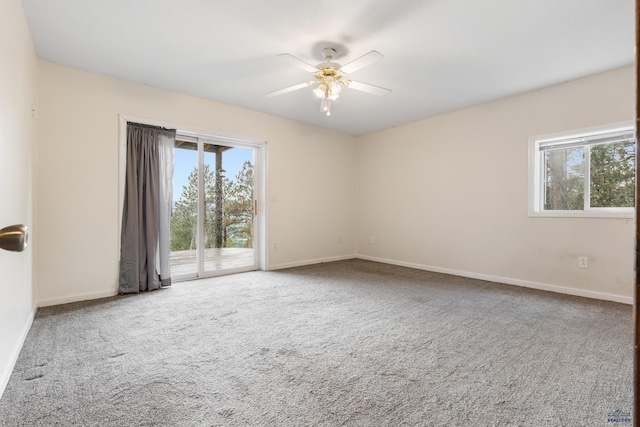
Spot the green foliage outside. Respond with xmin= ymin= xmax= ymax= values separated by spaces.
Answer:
xmin=544 ymin=139 xmax=635 ymax=210
xmin=544 ymin=146 xmax=585 ymax=210
xmin=590 ymin=140 xmax=635 ymax=208
xmin=170 ymin=161 xmax=254 ymax=251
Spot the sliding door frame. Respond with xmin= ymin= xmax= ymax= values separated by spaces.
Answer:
xmin=118 ymin=115 xmax=268 ymax=283
xmin=173 ymin=132 xmax=264 ymax=280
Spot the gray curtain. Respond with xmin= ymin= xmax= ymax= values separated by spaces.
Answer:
xmin=119 ymin=123 xmax=176 ymax=294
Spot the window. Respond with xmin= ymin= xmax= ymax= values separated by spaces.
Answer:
xmin=529 ymin=123 xmax=635 ymax=218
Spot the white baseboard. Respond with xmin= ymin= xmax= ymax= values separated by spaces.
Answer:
xmin=269 ymin=254 xmax=357 ymax=271
xmin=37 ymin=289 xmax=118 ymax=308
xmin=36 ymin=255 xmax=632 ymax=306
xmin=0 ymin=306 xmax=36 ymax=399
xmin=356 ymin=255 xmax=633 ymax=305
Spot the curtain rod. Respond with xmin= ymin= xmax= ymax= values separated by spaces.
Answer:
xmin=127 ymin=121 xmax=176 ymax=132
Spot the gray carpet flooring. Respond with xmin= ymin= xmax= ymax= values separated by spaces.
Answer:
xmin=0 ymin=259 xmax=633 ymax=426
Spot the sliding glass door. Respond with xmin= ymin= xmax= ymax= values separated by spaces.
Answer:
xmin=170 ymin=136 xmax=258 ymax=279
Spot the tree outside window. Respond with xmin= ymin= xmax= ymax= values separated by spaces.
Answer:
xmin=170 ymin=161 xmax=254 ymax=251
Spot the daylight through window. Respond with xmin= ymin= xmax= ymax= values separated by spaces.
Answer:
xmin=530 ymin=124 xmax=635 ymax=217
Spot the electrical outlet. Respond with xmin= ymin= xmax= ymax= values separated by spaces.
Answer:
xmin=337 ymin=237 xmax=341 ymax=244
xmin=369 ymin=236 xmax=375 ymax=244
xmin=578 ymin=257 xmax=589 ymax=269
xmin=271 ymin=242 xmax=277 ymax=251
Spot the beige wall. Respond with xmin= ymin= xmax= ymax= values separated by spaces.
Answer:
xmin=0 ymin=0 xmax=37 ymax=394
xmin=356 ymin=66 xmax=635 ymax=302
xmin=35 ymin=61 xmax=357 ymax=306
xmin=36 ymin=62 xmax=636 ymax=305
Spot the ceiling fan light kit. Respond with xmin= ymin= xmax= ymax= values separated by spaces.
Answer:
xmin=267 ymin=47 xmax=391 ymax=117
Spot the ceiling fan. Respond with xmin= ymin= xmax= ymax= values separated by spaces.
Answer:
xmin=266 ymin=47 xmax=391 ymax=116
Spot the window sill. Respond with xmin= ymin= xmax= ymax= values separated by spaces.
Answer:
xmin=528 ymin=210 xmax=635 ymax=219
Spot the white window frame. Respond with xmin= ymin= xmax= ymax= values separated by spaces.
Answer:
xmin=528 ymin=121 xmax=635 ymax=219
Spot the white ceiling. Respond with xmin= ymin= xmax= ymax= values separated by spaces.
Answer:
xmin=22 ymin=0 xmax=635 ymax=135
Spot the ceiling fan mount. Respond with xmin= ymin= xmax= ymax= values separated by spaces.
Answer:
xmin=267 ymin=46 xmax=391 ymax=116
xmin=320 ymin=47 xmax=349 ymax=63
xmin=321 ymin=47 xmax=338 ymax=61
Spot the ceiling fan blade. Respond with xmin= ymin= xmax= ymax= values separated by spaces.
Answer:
xmin=345 ymin=80 xmax=391 ymax=96
xmin=340 ymin=50 xmax=384 ymax=74
xmin=277 ymin=53 xmax=318 ymax=73
xmin=266 ymin=81 xmax=314 ymax=97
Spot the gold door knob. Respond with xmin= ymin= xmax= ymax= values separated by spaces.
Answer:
xmin=0 ymin=224 xmax=28 ymax=252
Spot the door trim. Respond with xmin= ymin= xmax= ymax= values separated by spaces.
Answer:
xmin=117 ymin=114 xmax=267 ymax=280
